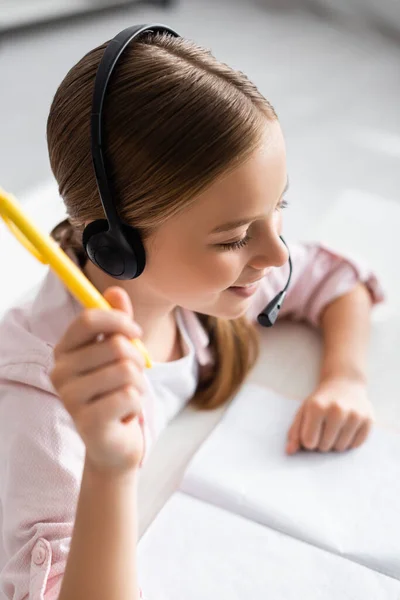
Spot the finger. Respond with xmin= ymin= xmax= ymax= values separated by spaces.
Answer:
xmin=318 ymin=404 xmax=347 ymax=452
xmin=333 ymin=413 xmax=361 ymax=452
xmin=300 ymin=401 xmax=325 ymax=451
xmin=60 ymin=359 xmax=145 ymax=411
xmin=103 ymin=287 xmax=134 ymax=319
xmin=350 ymin=419 xmax=374 ymax=449
xmin=55 ymin=308 xmax=142 ymax=356
xmin=78 ymin=385 xmax=143 ymax=434
xmin=286 ymin=404 xmax=304 ymax=455
xmin=52 ymin=334 xmax=146 ymax=387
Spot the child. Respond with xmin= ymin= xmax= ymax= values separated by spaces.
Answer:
xmin=0 ymin=26 xmax=384 ymax=600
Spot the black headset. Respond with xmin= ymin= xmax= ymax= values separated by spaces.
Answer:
xmin=82 ymin=23 xmax=292 ymax=328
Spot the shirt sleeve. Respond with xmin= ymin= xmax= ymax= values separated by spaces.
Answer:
xmin=0 ymin=362 xmax=150 ymax=600
xmin=246 ymin=240 xmax=385 ymax=327
xmin=0 ymin=364 xmax=85 ymax=600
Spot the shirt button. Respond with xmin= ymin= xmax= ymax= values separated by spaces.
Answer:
xmin=33 ymin=541 xmax=47 ymax=565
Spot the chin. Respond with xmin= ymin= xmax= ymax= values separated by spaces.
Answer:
xmin=181 ymin=290 xmax=253 ymax=320
xmin=221 ymin=306 xmax=251 ymax=320
xmin=198 ymin=301 xmax=251 ymax=320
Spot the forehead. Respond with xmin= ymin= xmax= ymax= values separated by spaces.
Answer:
xmin=179 ymin=120 xmax=286 ymax=230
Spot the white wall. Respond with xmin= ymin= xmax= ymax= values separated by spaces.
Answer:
xmin=314 ymin=0 xmax=400 ymax=33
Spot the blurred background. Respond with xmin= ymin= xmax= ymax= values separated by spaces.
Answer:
xmin=0 ymin=0 xmax=399 ymax=245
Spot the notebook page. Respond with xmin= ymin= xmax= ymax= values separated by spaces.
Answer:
xmin=138 ymin=492 xmax=400 ymax=599
xmin=181 ymin=383 xmax=400 ymax=579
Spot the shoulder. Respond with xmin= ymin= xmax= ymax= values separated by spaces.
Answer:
xmin=0 ymin=270 xmax=81 ymax=388
xmin=246 ymin=239 xmax=385 ymax=324
xmin=0 ymin=274 xmax=85 ymax=490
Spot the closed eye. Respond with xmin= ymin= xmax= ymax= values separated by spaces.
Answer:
xmin=217 ymin=198 xmax=290 ymax=252
xmin=218 ymin=232 xmax=252 ymax=251
xmin=277 ymin=198 xmax=289 ymax=210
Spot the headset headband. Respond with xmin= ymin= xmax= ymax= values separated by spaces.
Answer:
xmin=91 ymin=24 xmax=180 ymax=231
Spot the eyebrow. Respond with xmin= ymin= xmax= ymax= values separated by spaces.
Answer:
xmin=210 ymin=176 xmax=290 ymax=234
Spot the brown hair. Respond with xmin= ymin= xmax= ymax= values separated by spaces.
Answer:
xmin=47 ymin=31 xmax=278 ymax=410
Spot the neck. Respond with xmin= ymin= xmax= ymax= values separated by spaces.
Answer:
xmin=83 ymin=261 xmax=177 ymax=351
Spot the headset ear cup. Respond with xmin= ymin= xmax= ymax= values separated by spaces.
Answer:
xmin=121 ymin=224 xmax=146 ymax=278
xmin=82 ymin=219 xmax=125 ymax=275
xmin=82 ymin=219 xmax=109 ymax=254
xmin=82 ymin=219 xmax=146 ymax=279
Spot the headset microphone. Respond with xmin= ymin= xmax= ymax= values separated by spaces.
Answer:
xmin=257 ymin=236 xmax=292 ymax=327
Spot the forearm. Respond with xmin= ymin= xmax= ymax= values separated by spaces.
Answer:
xmin=318 ymin=282 xmax=373 ymax=384
xmin=58 ymin=458 xmax=140 ymax=600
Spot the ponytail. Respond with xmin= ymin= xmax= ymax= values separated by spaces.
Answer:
xmin=50 ymin=219 xmax=87 ymax=268
xmin=192 ymin=314 xmax=259 ymax=410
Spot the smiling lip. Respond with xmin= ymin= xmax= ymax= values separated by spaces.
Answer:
xmin=227 ymin=270 xmax=272 ymax=298
xmin=233 ymin=277 xmax=264 ymax=287
xmin=227 ymin=282 xmax=260 ymax=298
xmin=232 ymin=269 xmax=272 ymax=288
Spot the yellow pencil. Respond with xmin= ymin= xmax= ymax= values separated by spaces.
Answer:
xmin=0 ymin=187 xmax=152 ymax=369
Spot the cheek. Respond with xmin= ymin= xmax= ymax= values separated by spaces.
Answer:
xmin=180 ymin=251 xmax=243 ymax=293
xmin=148 ymin=242 xmax=244 ymax=295
xmin=208 ymin=252 xmax=244 ymax=287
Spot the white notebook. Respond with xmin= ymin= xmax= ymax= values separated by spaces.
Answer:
xmin=179 ymin=383 xmax=400 ymax=580
xmin=138 ymin=492 xmax=400 ymax=599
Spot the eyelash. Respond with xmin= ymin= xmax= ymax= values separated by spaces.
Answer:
xmin=218 ymin=198 xmax=289 ymax=251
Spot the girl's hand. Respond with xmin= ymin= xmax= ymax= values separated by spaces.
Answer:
xmin=50 ymin=286 xmax=147 ymax=476
xmin=286 ymin=376 xmax=375 ymax=455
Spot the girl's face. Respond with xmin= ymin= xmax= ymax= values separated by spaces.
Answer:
xmin=144 ymin=120 xmax=289 ymax=320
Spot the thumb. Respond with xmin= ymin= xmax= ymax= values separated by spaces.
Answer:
xmin=103 ymin=286 xmax=134 ymax=320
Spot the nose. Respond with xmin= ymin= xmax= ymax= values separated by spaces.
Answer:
xmin=249 ymin=233 xmax=289 ymax=270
